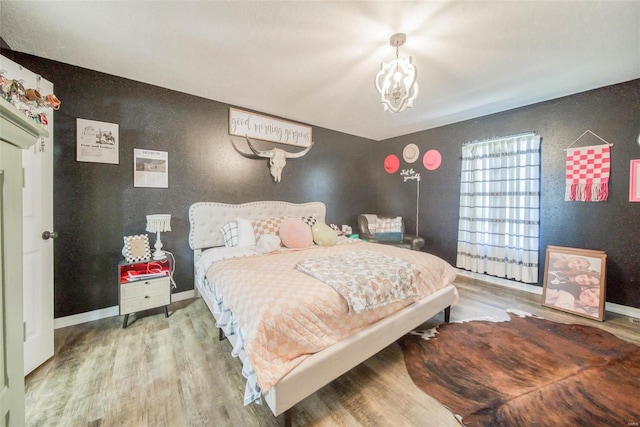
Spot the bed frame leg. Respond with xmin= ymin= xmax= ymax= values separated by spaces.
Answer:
xmin=444 ymin=306 xmax=451 ymax=323
xmin=218 ymin=328 xmax=225 ymax=341
xmin=279 ymin=409 xmax=292 ymax=427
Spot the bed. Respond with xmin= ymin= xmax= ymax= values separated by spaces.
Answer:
xmin=188 ymin=201 xmax=458 ymax=425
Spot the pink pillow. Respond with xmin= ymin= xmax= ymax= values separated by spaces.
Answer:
xmin=279 ymin=218 xmax=313 ymax=249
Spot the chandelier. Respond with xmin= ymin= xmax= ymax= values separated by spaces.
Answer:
xmin=375 ymin=33 xmax=419 ymax=113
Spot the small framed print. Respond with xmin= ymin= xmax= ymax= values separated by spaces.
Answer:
xmin=123 ymin=235 xmax=151 ymax=263
xmin=629 ymin=159 xmax=640 ymax=202
xmin=542 ymin=245 xmax=607 ymax=321
xmin=134 ymin=148 xmax=169 ymax=188
xmin=77 ymin=118 xmax=119 ymax=164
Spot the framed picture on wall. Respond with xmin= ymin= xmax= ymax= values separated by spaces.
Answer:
xmin=542 ymin=245 xmax=607 ymax=321
xmin=133 ymin=148 xmax=169 ymax=188
xmin=629 ymin=159 xmax=640 ymax=202
xmin=76 ymin=118 xmax=119 ymax=164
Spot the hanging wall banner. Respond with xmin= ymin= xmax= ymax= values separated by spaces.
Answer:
xmin=76 ymin=118 xmax=119 ymax=164
xmin=565 ymin=144 xmax=610 ymax=202
xmin=229 ymin=107 xmax=312 ymax=147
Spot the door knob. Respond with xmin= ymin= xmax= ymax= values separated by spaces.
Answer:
xmin=42 ymin=231 xmax=58 ymax=240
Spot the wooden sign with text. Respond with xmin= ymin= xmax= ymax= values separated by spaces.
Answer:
xmin=229 ymin=107 xmax=312 ymax=148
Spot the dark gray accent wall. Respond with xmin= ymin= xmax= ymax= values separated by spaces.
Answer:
xmin=8 ymin=50 xmax=640 ymax=315
xmin=376 ymin=79 xmax=640 ymax=308
xmin=9 ymin=52 xmax=377 ymax=318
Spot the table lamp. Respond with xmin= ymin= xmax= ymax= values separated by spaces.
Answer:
xmin=146 ymin=214 xmax=171 ymax=259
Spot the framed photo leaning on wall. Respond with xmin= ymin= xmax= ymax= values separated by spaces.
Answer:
xmin=542 ymin=245 xmax=607 ymax=321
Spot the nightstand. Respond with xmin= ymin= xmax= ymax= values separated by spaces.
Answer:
xmin=119 ymin=258 xmax=171 ymax=328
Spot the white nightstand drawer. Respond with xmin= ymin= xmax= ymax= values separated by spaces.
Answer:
xmin=121 ymin=277 xmax=169 ymax=300
xmin=120 ymin=292 xmax=171 ymax=315
xmin=120 ymin=277 xmax=170 ymax=315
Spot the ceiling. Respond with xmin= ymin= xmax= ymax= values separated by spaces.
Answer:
xmin=1 ymin=1 xmax=638 ymax=141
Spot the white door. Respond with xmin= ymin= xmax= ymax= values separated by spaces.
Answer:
xmin=0 ymin=139 xmax=27 ymax=427
xmin=23 ymin=119 xmax=54 ymax=375
xmin=1 ymin=56 xmax=55 ymax=375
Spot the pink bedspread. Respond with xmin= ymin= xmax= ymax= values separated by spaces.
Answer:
xmin=205 ymin=240 xmax=457 ymax=392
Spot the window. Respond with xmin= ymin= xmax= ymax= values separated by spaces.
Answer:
xmin=456 ymin=133 xmax=541 ymax=283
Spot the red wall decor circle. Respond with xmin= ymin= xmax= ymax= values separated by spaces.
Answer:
xmin=384 ymin=154 xmax=400 ymax=174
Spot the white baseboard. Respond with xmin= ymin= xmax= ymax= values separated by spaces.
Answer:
xmin=54 ymin=305 xmax=120 ymax=329
xmin=171 ymin=289 xmax=197 ymax=302
xmin=54 ymin=289 xmax=197 ymax=329
xmin=456 ymin=269 xmax=640 ymax=320
xmin=456 ymin=269 xmax=543 ymax=295
xmin=606 ymin=301 xmax=640 ymax=319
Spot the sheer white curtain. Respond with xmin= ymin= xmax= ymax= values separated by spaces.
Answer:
xmin=456 ymin=133 xmax=541 ymax=283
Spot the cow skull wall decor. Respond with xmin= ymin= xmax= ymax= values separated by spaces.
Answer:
xmin=232 ymin=136 xmax=313 ymax=183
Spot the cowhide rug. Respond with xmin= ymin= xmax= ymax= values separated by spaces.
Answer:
xmin=398 ymin=311 xmax=640 ymax=426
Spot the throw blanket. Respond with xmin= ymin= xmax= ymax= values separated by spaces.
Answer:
xmin=565 ymin=144 xmax=610 ymax=201
xmin=296 ymin=251 xmax=418 ymax=313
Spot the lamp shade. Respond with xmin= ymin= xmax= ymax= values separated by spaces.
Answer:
xmin=146 ymin=214 xmax=171 ymax=233
xmin=146 ymin=214 xmax=171 ymax=260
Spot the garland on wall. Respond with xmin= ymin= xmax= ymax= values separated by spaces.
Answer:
xmin=0 ymin=71 xmax=61 ymax=127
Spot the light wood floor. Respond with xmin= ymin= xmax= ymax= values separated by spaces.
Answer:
xmin=25 ymin=278 xmax=640 ymax=427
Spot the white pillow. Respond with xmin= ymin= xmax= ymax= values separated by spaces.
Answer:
xmin=236 ymin=217 xmax=256 ymax=247
xmin=255 ymin=234 xmax=281 ymax=254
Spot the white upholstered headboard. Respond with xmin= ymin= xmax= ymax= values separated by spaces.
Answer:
xmin=188 ymin=201 xmax=327 ymax=250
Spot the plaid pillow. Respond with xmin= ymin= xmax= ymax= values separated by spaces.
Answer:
xmin=298 ymin=215 xmax=318 ymax=227
xmin=375 ymin=216 xmax=403 ymax=232
xmin=220 ymin=221 xmax=239 ymax=247
xmin=252 ymin=217 xmax=285 ymax=240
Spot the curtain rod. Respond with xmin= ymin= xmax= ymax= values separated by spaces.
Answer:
xmin=464 ymin=131 xmax=536 ymax=146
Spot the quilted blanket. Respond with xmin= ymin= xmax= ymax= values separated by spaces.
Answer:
xmin=296 ymin=251 xmax=418 ymax=313
xmin=205 ymin=240 xmax=457 ymax=393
